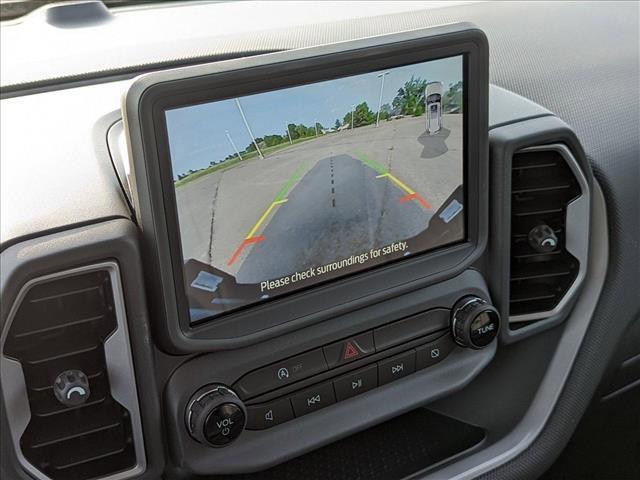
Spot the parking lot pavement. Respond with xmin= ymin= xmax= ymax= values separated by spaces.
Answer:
xmin=235 ymin=154 xmax=432 ymax=283
xmin=175 ymin=114 xmax=463 ymax=276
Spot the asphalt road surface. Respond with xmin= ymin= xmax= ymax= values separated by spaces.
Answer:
xmin=236 ymin=154 xmax=431 ymax=282
xmin=175 ymin=114 xmax=462 ymax=277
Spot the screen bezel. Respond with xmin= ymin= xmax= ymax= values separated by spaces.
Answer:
xmin=166 ymin=54 xmax=467 ymax=324
xmin=124 ymin=24 xmax=489 ymax=353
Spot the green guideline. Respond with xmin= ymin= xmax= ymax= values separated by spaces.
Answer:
xmin=274 ymin=162 xmax=308 ymax=202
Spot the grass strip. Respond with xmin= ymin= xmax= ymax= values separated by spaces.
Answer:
xmin=175 ymin=135 xmax=322 ymax=187
xmin=355 ymin=151 xmax=387 ymax=175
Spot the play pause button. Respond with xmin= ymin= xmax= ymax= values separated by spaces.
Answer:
xmin=333 ymin=365 xmax=378 ymax=401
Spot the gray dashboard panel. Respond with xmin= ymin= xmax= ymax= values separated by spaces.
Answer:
xmin=0 ymin=220 xmax=165 ymax=480
xmin=487 ymin=85 xmax=551 ymax=129
xmin=1 ymin=262 xmax=147 ymax=480
xmin=0 ymin=81 xmax=132 ymax=251
xmin=0 ymin=2 xmax=638 ymax=479
xmin=163 ymin=270 xmax=495 ymax=474
xmin=418 ymin=180 xmax=608 ymax=480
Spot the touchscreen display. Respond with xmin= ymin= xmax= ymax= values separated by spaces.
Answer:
xmin=165 ymin=55 xmax=465 ymax=323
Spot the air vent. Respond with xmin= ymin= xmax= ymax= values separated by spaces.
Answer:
xmin=509 ymin=145 xmax=585 ymax=319
xmin=2 ymin=268 xmax=140 ymax=480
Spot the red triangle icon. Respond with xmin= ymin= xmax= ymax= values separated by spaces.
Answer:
xmin=343 ymin=341 xmax=360 ymax=360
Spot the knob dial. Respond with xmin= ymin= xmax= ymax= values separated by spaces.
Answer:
xmin=451 ymin=296 xmax=500 ymax=349
xmin=185 ymin=385 xmax=246 ymax=447
xmin=528 ymin=224 xmax=559 ymax=253
xmin=53 ymin=370 xmax=90 ymax=407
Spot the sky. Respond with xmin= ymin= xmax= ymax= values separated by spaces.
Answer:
xmin=165 ymin=55 xmax=463 ymax=177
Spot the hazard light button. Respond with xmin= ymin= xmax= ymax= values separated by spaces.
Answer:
xmin=323 ymin=332 xmax=375 ymax=368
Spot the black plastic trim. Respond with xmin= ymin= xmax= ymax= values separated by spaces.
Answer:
xmin=123 ymin=23 xmax=490 ymax=353
xmin=0 ymin=219 xmax=165 ymax=480
xmin=487 ymin=116 xmax=594 ymax=344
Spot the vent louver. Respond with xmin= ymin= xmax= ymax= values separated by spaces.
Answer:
xmin=509 ymin=147 xmax=582 ymax=318
xmin=3 ymin=270 xmax=137 ymax=480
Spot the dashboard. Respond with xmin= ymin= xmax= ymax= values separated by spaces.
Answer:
xmin=1 ymin=2 xmax=638 ymax=480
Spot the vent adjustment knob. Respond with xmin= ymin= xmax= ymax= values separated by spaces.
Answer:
xmin=53 ymin=369 xmax=91 ymax=407
xmin=185 ymin=385 xmax=246 ymax=447
xmin=528 ymin=224 xmax=559 ymax=253
xmin=451 ymin=297 xmax=500 ymax=349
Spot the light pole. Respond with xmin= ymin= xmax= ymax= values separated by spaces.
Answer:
xmin=315 ymin=120 xmax=318 ymax=137
xmin=225 ymin=130 xmax=243 ymax=161
xmin=351 ymin=105 xmax=356 ymax=131
xmin=285 ymin=123 xmax=293 ymax=144
xmin=234 ymin=98 xmax=264 ymax=159
xmin=376 ymin=71 xmax=390 ymax=127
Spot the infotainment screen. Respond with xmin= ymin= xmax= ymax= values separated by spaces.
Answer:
xmin=165 ymin=55 xmax=466 ymax=323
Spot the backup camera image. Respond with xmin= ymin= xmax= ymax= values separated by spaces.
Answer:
xmin=165 ymin=55 xmax=465 ymax=323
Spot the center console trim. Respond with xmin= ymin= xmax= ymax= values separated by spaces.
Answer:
xmin=417 ymin=179 xmax=607 ymax=480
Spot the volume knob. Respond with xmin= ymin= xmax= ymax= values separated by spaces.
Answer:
xmin=451 ymin=296 xmax=500 ymax=349
xmin=185 ymin=385 xmax=246 ymax=447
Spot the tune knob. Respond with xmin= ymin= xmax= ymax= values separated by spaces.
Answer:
xmin=185 ymin=385 xmax=246 ymax=447
xmin=451 ymin=296 xmax=500 ymax=349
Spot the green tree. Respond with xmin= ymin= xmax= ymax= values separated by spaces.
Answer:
xmin=392 ymin=76 xmax=427 ymax=116
xmin=334 ymin=118 xmax=341 ymax=129
xmin=245 ymin=137 xmax=266 ymax=152
xmin=353 ymin=102 xmax=375 ymax=127
xmin=342 ymin=111 xmax=351 ymax=128
xmin=294 ymin=124 xmax=311 ymax=138
xmin=263 ymin=134 xmax=285 ymax=147
xmin=342 ymin=102 xmax=375 ymax=128
xmin=443 ymin=81 xmax=463 ymax=113
xmin=379 ymin=103 xmax=392 ymax=121
xmin=286 ymin=123 xmax=299 ymax=140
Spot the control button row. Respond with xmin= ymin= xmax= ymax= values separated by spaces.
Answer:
xmin=245 ymin=335 xmax=456 ymax=430
xmin=334 ymin=365 xmax=377 ymax=401
xmin=234 ymin=309 xmax=450 ymax=399
xmin=373 ymin=308 xmax=449 ymax=351
xmin=377 ymin=334 xmax=456 ymax=384
xmin=245 ymin=397 xmax=294 ymax=430
xmin=234 ymin=348 xmax=328 ymax=399
xmin=323 ymin=332 xmax=375 ymax=368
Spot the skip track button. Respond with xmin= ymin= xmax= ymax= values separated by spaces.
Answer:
xmin=378 ymin=351 xmax=416 ymax=385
